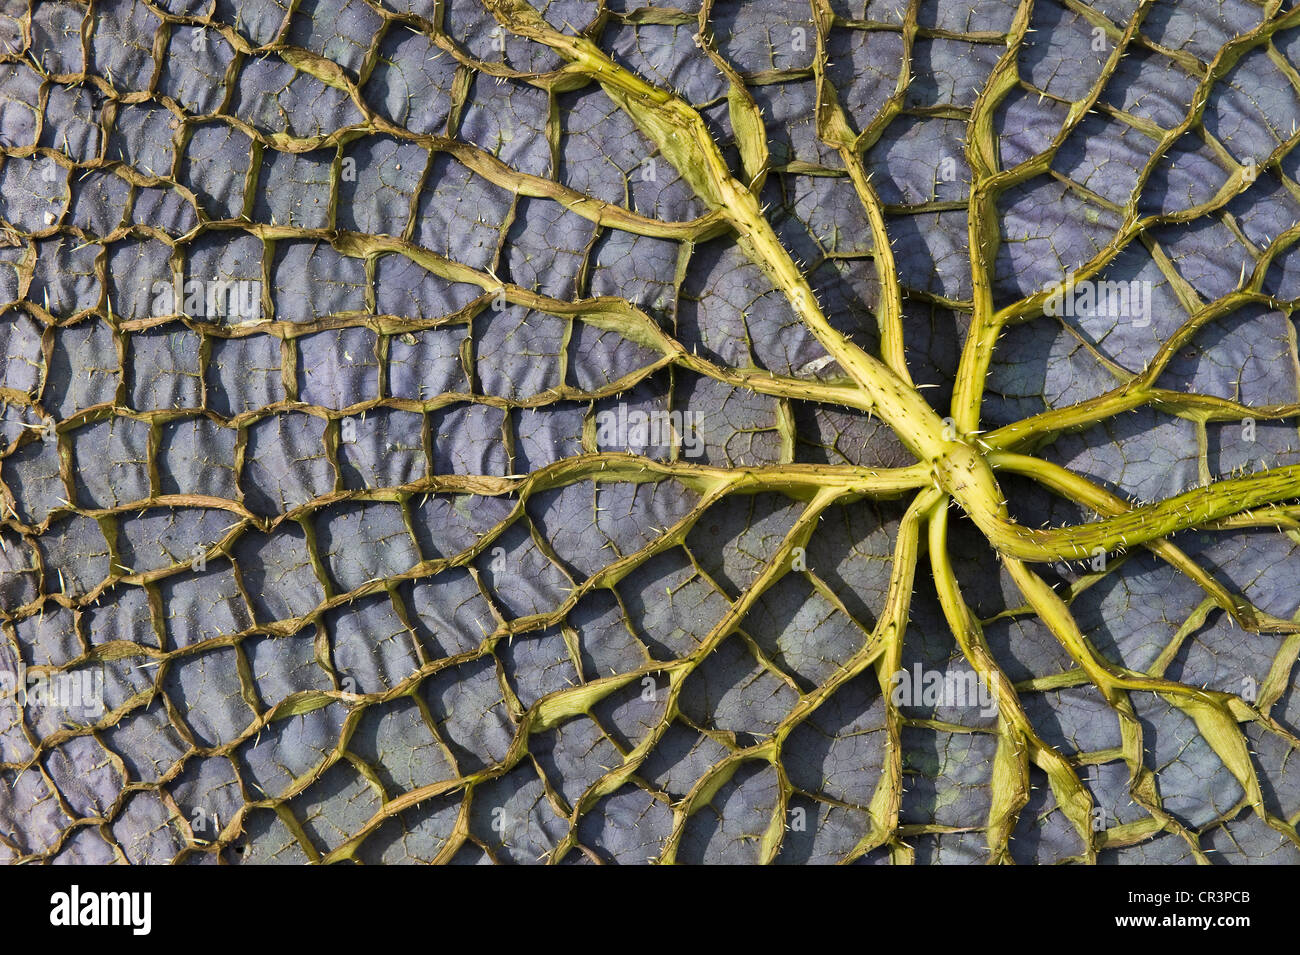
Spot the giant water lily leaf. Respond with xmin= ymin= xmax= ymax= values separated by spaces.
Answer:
xmin=1 ymin=0 xmax=1300 ymax=866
